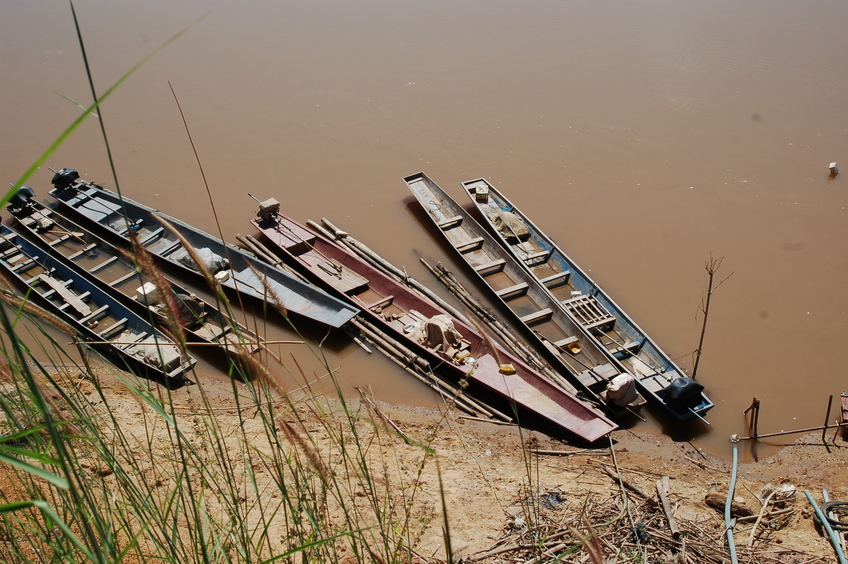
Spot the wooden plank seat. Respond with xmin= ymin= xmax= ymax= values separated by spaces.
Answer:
xmin=639 ymin=371 xmax=675 ymax=393
xmin=473 ymin=258 xmax=506 ymax=275
xmin=152 ymin=240 xmax=184 ymax=258
xmin=40 ymin=275 xmax=92 ymax=316
xmin=455 ymin=237 xmax=484 ymax=253
xmin=48 ymin=233 xmax=74 ymax=247
xmin=607 ymin=340 xmax=640 ymax=357
xmin=116 ymin=220 xmax=143 ymax=237
xmin=0 ymin=247 xmax=22 ymax=261
xmin=109 ymin=271 xmax=140 ymax=288
xmin=367 ymin=295 xmax=394 ymax=310
xmin=519 ymin=307 xmax=553 ymax=326
xmin=553 ymin=335 xmax=579 ymax=349
xmin=578 ymin=363 xmax=619 ymax=385
xmin=539 ymin=270 xmax=570 ymax=288
xmin=58 ymin=291 xmax=91 ymax=311
xmin=99 ymin=318 xmax=128 ymax=340
xmin=522 ymin=249 xmax=551 ymax=265
xmin=496 ymin=282 xmax=529 ymax=300
xmin=89 ymin=255 xmax=119 ymax=273
xmin=437 ymin=215 xmax=463 ymax=230
xmin=12 ymin=258 xmax=38 ymax=273
xmin=79 ymin=304 xmax=110 ymax=324
xmin=138 ymin=226 xmax=164 ymax=246
xmin=67 ymin=243 xmax=97 ymax=260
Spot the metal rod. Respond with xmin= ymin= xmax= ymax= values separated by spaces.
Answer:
xmin=733 ymin=421 xmax=848 ymax=441
xmin=823 ymin=394 xmax=834 ymax=450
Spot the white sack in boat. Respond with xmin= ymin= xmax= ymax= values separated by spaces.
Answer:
xmin=407 ymin=314 xmax=463 ymax=354
xmin=133 ymin=342 xmax=184 ymax=373
xmin=171 ymin=247 xmax=229 ymax=274
xmin=489 ymin=210 xmax=530 ymax=242
xmin=606 ymin=373 xmax=639 ymax=406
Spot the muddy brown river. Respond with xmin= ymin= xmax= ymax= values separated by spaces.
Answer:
xmin=2 ymin=0 xmax=846 ymax=458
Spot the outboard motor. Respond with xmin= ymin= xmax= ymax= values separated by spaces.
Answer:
xmin=665 ymin=377 xmax=705 ymax=412
xmin=51 ymin=167 xmax=80 ymax=191
xmin=7 ymin=185 xmax=36 ymax=214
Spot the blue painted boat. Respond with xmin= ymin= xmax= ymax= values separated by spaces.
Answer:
xmin=461 ymin=177 xmax=714 ymax=422
xmin=7 ymin=188 xmax=264 ymax=359
xmin=46 ymin=168 xmax=358 ymax=329
xmin=404 ymin=172 xmax=648 ymax=419
xmin=0 ymin=223 xmax=195 ymax=382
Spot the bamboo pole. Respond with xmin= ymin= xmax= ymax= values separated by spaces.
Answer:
xmin=421 ymin=259 xmax=573 ymax=392
xmin=349 ymin=317 xmax=430 ymax=372
xmin=315 ymin=218 xmax=475 ymax=327
xmin=71 ymin=339 xmax=298 ymax=346
xmin=350 ymin=321 xmax=496 ymax=420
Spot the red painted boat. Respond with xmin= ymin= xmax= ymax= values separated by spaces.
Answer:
xmin=249 ymin=197 xmax=617 ymax=443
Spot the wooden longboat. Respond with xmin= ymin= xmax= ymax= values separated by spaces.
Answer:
xmin=404 ymin=172 xmax=655 ymax=418
xmin=46 ymin=168 xmax=358 ymax=329
xmin=248 ymin=197 xmax=617 ymax=443
xmin=461 ymin=178 xmax=714 ymax=421
xmin=7 ymin=189 xmax=264 ymax=358
xmin=0 ymin=224 xmax=195 ymax=381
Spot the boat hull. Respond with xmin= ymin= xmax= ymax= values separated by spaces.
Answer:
xmin=0 ymin=224 xmax=195 ymax=381
xmin=404 ymin=172 xmax=653 ymax=418
xmin=460 ymin=177 xmax=714 ymax=421
xmin=46 ymin=171 xmax=358 ymax=329
xmin=250 ymin=207 xmax=616 ymax=442
xmin=8 ymin=195 xmax=264 ymax=359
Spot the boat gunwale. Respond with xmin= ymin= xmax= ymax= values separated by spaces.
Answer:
xmin=461 ymin=176 xmax=715 ymax=420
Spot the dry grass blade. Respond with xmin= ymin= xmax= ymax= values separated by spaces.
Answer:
xmin=278 ymin=418 xmax=329 ymax=483
xmin=127 ymin=231 xmax=188 ymax=349
xmin=153 ymin=213 xmax=230 ymax=306
xmin=242 ymin=260 xmax=288 ymax=318
xmin=0 ymin=290 xmax=77 ymax=337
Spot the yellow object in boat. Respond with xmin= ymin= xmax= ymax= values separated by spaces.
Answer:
xmin=499 ymin=363 xmax=516 ymax=374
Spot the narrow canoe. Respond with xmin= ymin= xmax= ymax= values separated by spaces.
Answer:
xmin=7 ymin=188 xmax=264 ymax=358
xmin=248 ymin=196 xmax=617 ymax=442
xmin=0 ymin=224 xmax=195 ymax=381
xmin=460 ymin=177 xmax=714 ymax=421
xmin=404 ymin=172 xmax=650 ymax=418
xmin=46 ymin=168 xmax=358 ymax=329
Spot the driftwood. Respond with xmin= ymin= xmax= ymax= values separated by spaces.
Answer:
xmin=464 ymin=457 xmax=824 ymax=564
xmin=656 ymin=476 xmax=680 ymax=538
xmin=705 ymin=492 xmax=752 ymax=517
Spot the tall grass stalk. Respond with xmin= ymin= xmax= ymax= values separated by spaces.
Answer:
xmin=0 ymin=5 xmax=577 ymax=563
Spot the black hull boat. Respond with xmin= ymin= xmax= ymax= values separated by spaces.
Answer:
xmin=46 ymin=168 xmax=358 ymax=329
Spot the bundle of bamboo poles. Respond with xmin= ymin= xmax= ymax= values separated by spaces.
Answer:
xmin=237 ymin=228 xmax=511 ymax=423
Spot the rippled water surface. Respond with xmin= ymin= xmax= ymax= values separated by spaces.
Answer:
xmin=2 ymin=0 xmax=846 ymax=457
